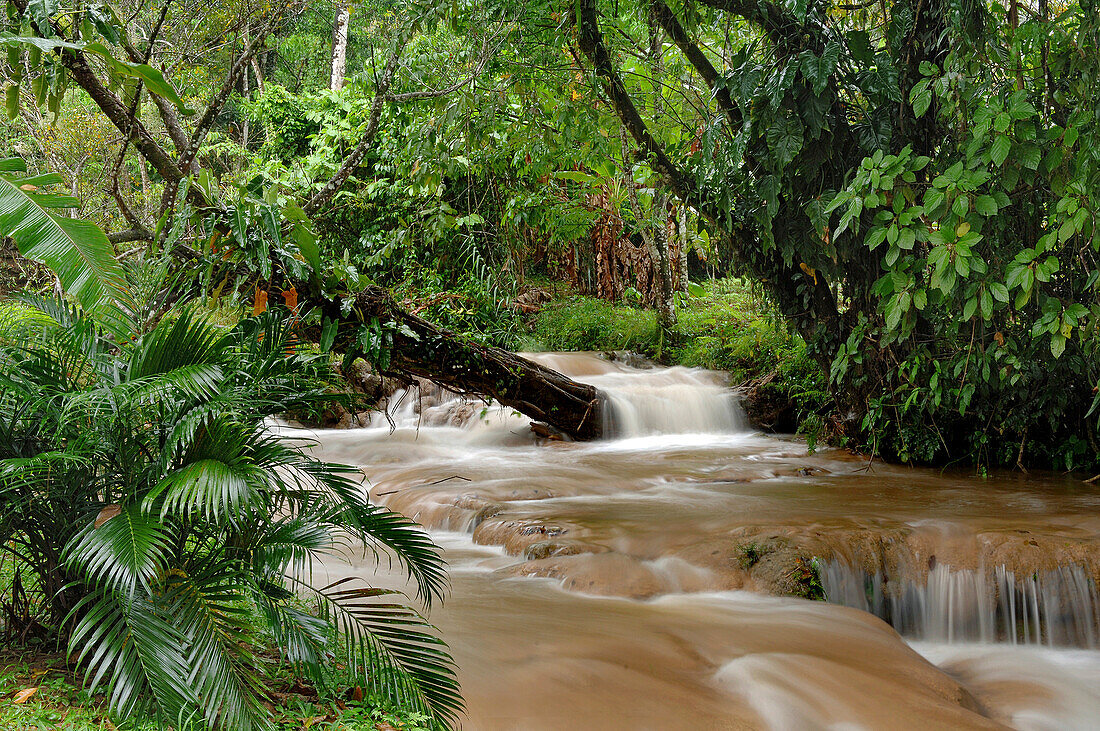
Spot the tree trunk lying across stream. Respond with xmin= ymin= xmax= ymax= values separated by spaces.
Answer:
xmin=323 ymin=286 xmax=606 ymax=440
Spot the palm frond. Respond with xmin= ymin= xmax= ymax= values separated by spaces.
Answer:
xmin=0 ymin=299 xmax=57 ymax=343
xmin=253 ymin=597 xmax=329 ymax=682
xmin=67 ymin=591 xmax=196 ymax=722
xmin=73 ymin=364 xmax=225 ymax=419
xmin=128 ymin=310 xmax=226 ymax=379
xmin=146 ymin=457 xmax=264 ymax=523
xmin=163 ymin=565 xmax=271 ymax=731
xmin=0 ymin=160 xmax=134 ymax=333
xmin=252 ymin=444 xmax=449 ymax=607
xmin=316 ymin=577 xmax=463 ymax=728
xmin=249 ymin=516 xmax=332 ymax=580
xmin=348 ymin=505 xmax=450 ymax=610
xmin=65 ymin=504 xmax=174 ymax=598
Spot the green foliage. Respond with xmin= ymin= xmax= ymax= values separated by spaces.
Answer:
xmin=0 ymin=651 xmax=439 ymax=730
xmin=527 ymin=292 xmax=659 ymax=353
xmin=820 ymin=5 xmax=1100 ymax=468
xmin=787 ymin=557 xmax=826 ymax=601
xmin=0 ymin=159 xmax=132 ymax=334
xmin=2 ymin=0 xmax=1096 ymax=473
xmin=560 ymin=0 xmax=1100 ymax=468
xmin=0 ymin=303 xmax=462 ymax=729
xmin=0 ymin=35 xmax=193 ymax=115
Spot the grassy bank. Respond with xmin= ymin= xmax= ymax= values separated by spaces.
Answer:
xmin=522 ymin=279 xmax=831 ymax=438
xmin=0 ymin=649 xmax=433 ymax=731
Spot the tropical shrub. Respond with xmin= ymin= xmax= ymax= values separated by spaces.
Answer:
xmin=0 ymin=302 xmax=461 ymax=729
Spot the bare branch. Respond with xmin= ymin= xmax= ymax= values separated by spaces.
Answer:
xmin=575 ymin=0 xmax=697 ymax=207
xmin=108 ymin=229 xmax=155 ymax=245
xmin=386 ymin=33 xmax=494 ymax=102
xmin=177 ymin=0 xmax=290 ymax=172
xmin=117 ymin=1 xmax=193 ymax=163
xmin=650 ymin=0 xmax=741 ymax=132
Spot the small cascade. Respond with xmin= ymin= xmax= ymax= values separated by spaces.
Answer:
xmin=528 ymin=352 xmax=747 ymax=437
xmin=368 ymin=351 xmax=748 ymax=438
xmin=598 ymin=370 xmax=745 ymax=436
xmin=821 ymin=560 xmax=1100 ymax=647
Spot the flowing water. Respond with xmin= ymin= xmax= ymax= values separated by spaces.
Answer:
xmin=297 ymin=352 xmax=1100 ymax=730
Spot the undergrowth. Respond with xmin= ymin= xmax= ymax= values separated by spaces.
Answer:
xmin=0 ymin=649 xmax=433 ymax=731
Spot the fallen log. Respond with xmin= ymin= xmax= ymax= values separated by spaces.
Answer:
xmin=322 ymin=286 xmax=605 ymax=441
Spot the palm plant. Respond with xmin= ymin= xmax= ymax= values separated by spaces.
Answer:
xmin=0 ymin=302 xmax=462 ymax=729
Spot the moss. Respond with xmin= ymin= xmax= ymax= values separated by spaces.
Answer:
xmin=736 ymin=541 xmax=769 ymax=570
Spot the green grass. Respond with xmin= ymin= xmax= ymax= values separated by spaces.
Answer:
xmin=0 ymin=653 xmax=123 ymax=731
xmin=0 ymin=649 xmax=434 ymax=730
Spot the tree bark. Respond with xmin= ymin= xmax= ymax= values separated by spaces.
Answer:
xmin=324 ymin=287 xmax=606 ymax=440
xmin=330 ymin=4 xmax=351 ymax=91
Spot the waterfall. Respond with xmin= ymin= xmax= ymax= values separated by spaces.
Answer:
xmin=367 ymin=351 xmax=748 ymax=438
xmin=820 ymin=560 xmax=1100 ymax=647
xmin=531 ymin=352 xmax=747 ymax=437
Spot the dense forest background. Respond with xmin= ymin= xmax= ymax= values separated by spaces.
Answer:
xmin=2 ymin=0 xmax=1098 ymax=470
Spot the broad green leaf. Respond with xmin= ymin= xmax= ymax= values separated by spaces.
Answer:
xmin=766 ymin=115 xmax=803 ymax=166
xmin=551 ymin=170 xmax=599 ymax=184
xmin=1018 ymin=144 xmax=1041 ymax=170
xmin=1050 ymin=333 xmax=1066 ymax=358
xmin=23 ymin=0 xmax=59 ymax=36
xmin=5 ymin=83 xmax=18 ymax=120
xmin=991 ymin=135 xmax=1011 ymax=167
xmin=1010 ymin=97 xmax=1038 ymax=120
xmin=974 ymin=195 xmax=998 ymax=216
xmin=0 ymin=163 xmax=133 ymax=330
xmin=0 ymin=35 xmax=193 ymax=114
xmin=846 ymin=31 xmax=873 ymax=65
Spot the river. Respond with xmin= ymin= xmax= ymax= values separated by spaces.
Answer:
xmin=301 ymin=352 xmax=1100 ymax=730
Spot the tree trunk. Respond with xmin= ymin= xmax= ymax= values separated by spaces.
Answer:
xmin=648 ymin=193 xmax=675 ymax=328
xmin=330 ymin=4 xmax=351 ymax=91
xmin=323 ymin=287 xmax=606 ymax=440
xmin=677 ymin=204 xmax=690 ymax=293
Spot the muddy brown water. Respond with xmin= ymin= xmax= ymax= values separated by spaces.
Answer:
xmin=296 ymin=352 xmax=1100 ymax=730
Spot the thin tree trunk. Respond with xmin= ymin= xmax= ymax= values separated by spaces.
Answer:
xmin=678 ymin=203 xmax=689 ymax=293
xmin=330 ymin=4 xmax=351 ymax=91
xmin=251 ymin=55 xmax=265 ymax=95
xmin=239 ymin=26 xmax=250 ymax=174
xmin=647 ymin=4 xmax=674 ymax=327
xmin=651 ymin=192 xmax=675 ymax=327
xmin=620 ymin=128 xmax=674 ymax=327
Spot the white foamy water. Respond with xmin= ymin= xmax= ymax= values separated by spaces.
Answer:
xmin=913 ymin=642 xmax=1100 ymax=730
xmin=820 ymin=560 xmax=1100 ymax=647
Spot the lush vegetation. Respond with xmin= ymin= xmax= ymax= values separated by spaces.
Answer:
xmin=1 ymin=282 xmax=461 ymax=728
xmin=0 ymin=651 xmax=436 ymax=730
xmin=2 ymin=0 xmax=1100 ymax=725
